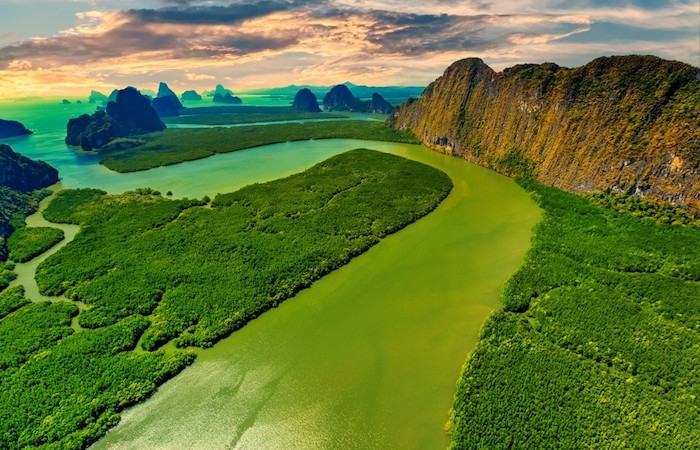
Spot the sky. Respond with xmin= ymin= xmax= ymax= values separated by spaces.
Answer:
xmin=0 ymin=0 xmax=698 ymax=97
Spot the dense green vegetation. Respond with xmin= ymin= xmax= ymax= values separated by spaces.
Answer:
xmin=38 ymin=150 xmax=451 ymax=349
xmin=0 ymin=286 xmax=28 ymax=319
xmin=0 ymin=313 xmax=194 ymax=449
xmin=97 ymin=121 xmax=419 ymax=172
xmin=163 ymin=111 xmax=347 ymax=125
xmin=590 ymin=191 xmax=700 ymax=227
xmin=7 ymin=226 xmax=64 ymax=262
xmin=0 ymin=150 xmax=453 ymax=448
xmin=0 ymin=187 xmax=52 ymax=261
xmin=0 ymin=186 xmax=195 ymax=449
xmin=0 ymin=262 xmax=16 ymax=291
xmin=0 ymin=187 xmax=48 ymax=233
xmin=448 ymin=180 xmax=700 ymax=449
xmin=0 ymin=299 xmax=76 ymax=370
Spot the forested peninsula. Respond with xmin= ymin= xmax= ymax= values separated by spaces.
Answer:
xmin=0 ymin=149 xmax=451 ymax=449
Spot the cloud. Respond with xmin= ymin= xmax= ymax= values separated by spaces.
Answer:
xmin=126 ymin=0 xmax=316 ymax=25
xmin=7 ymin=59 xmax=32 ymax=70
xmin=185 ymin=72 xmax=215 ymax=80
xmin=0 ymin=0 xmax=696 ymax=97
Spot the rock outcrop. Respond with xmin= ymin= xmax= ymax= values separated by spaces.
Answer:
xmin=291 ymin=88 xmax=321 ymax=112
xmin=157 ymin=82 xmax=178 ymax=101
xmin=153 ymin=82 xmax=184 ymax=117
xmin=0 ymin=144 xmax=58 ymax=192
xmin=0 ymin=119 xmax=32 ymax=139
xmin=370 ymin=93 xmax=393 ymax=114
xmin=204 ymin=84 xmax=234 ymax=98
xmin=322 ymin=85 xmax=393 ymax=113
xmin=152 ymin=97 xmax=181 ymax=117
xmin=323 ymin=85 xmax=366 ymax=112
xmin=66 ymin=87 xmax=165 ymax=151
xmin=88 ymin=90 xmax=108 ymax=104
xmin=390 ymin=55 xmax=700 ymax=212
xmin=181 ymin=90 xmax=202 ymax=101
xmin=213 ymin=92 xmax=243 ymax=104
xmin=107 ymin=89 xmax=119 ymax=104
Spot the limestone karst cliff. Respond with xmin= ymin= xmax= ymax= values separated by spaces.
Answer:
xmin=292 ymin=88 xmax=322 ymax=112
xmin=389 ymin=55 xmax=700 ymax=212
xmin=66 ymin=87 xmax=165 ymax=151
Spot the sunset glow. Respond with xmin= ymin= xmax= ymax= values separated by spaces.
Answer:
xmin=1 ymin=0 xmax=698 ymax=97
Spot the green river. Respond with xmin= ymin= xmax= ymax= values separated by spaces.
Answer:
xmin=1 ymin=100 xmax=540 ymax=449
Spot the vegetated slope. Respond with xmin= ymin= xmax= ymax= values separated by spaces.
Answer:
xmin=0 ymin=144 xmax=58 ymax=261
xmin=0 ymin=187 xmax=47 ymax=258
xmin=97 ymin=120 xmax=419 ymax=172
xmin=3 ymin=150 xmax=450 ymax=449
xmin=37 ymin=149 xmax=451 ymax=350
xmin=448 ymin=181 xmax=700 ymax=449
xmin=389 ymin=55 xmax=700 ymax=212
xmin=0 ymin=144 xmax=58 ymax=192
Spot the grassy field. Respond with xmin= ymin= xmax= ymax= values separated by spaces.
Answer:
xmin=448 ymin=180 xmax=700 ymax=449
xmin=98 ymin=121 xmax=419 ymax=172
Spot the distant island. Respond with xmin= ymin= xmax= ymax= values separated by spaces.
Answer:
xmin=322 ymin=85 xmax=393 ymax=113
xmin=180 ymin=90 xmax=202 ymax=102
xmin=244 ymin=82 xmax=424 ymax=102
xmin=213 ymin=92 xmax=242 ymax=104
xmin=88 ymin=90 xmax=108 ymax=104
xmin=204 ymin=84 xmax=234 ymax=98
xmin=0 ymin=119 xmax=32 ymax=139
xmin=291 ymin=88 xmax=321 ymax=113
xmin=152 ymin=82 xmax=184 ymax=117
xmin=66 ymin=87 xmax=165 ymax=150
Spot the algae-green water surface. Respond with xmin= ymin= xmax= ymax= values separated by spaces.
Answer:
xmin=92 ymin=144 xmax=540 ymax=449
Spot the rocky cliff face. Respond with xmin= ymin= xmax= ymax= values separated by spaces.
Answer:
xmin=0 ymin=144 xmax=58 ymax=192
xmin=370 ymin=93 xmax=393 ymax=114
xmin=323 ymin=85 xmax=393 ymax=113
xmin=88 ymin=90 xmax=108 ymax=104
xmin=291 ymin=88 xmax=321 ymax=112
xmin=0 ymin=119 xmax=32 ymax=139
xmin=323 ymin=85 xmax=366 ymax=111
xmin=389 ymin=55 xmax=700 ymax=212
xmin=156 ymin=82 xmax=184 ymax=113
xmin=66 ymin=87 xmax=165 ymax=151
